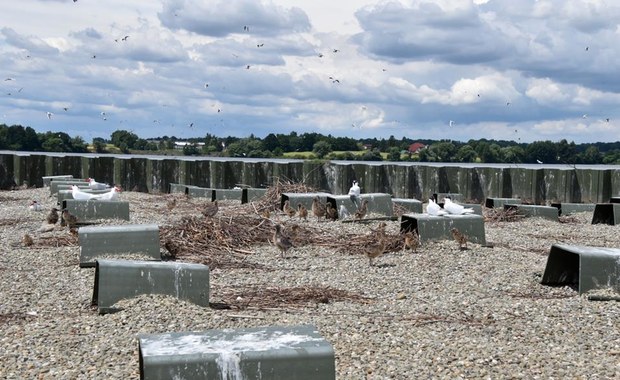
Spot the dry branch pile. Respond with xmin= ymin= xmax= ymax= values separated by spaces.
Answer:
xmin=483 ymin=207 xmax=525 ymax=223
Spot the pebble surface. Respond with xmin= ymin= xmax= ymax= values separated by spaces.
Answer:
xmin=1 ymin=187 xmax=620 ymax=379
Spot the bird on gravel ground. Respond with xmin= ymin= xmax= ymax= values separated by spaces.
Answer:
xmin=325 ymin=202 xmax=338 ymax=221
xmin=274 ymin=224 xmax=293 ymax=258
xmin=403 ymin=231 xmax=419 ymax=252
xmin=283 ymin=200 xmax=296 ymax=218
xmin=443 ymin=197 xmax=474 ymax=215
xmin=311 ymin=196 xmax=326 ymax=222
xmin=46 ymin=207 xmax=59 ymax=224
xmin=166 ymin=198 xmax=177 ymax=212
xmin=297 ymin=203 xmax=308 ymax=221
xmin=62 ymin=209 xmax=78 ymax=229
xmin=364 ymin=235 xmax=386 ymax=266
xmin=451 ymin=228 xmax=468 ymax=250
xmin=22 ymin=234 xmax=34 ymax=247
xmin=202 ymin=200 xmax=218 ymax=217
xmin=354 ymin=199 xmax=369 ymax=220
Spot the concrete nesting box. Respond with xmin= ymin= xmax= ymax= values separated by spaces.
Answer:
xmin=92 ymin=259 xmax=210 ymax=314
xmin=213 ymin=188 xmax=243 ymax=202
xmin=62 ymin=199 xmax=130 ymax=222
xmin=186 ymin=186 xmax=214 ymax=199
xmin=541 ymin=244 xmax=620 ymax=295
xmin=281 ymin=192 xmax=331 ymax=212
xmin=43 ymin=175 xmax=73 ymax=187
xmin=400 ymin=213 xmax=486 ymax=245
xmin=592 ymin=203 xmax=620 ymax=225
xmin=138 ymin=325 xmax=335 ymax=380
xmin=485 ymin=197 xmax=522 ymax=208
xmin=78 ymin=224 xmax=161 ymax=267
xmin=50 ymin=180 xmax=89 ymax=196
xmin=243 ymin=188 xmax=267 ymax=203
xmin=169 ymin=183 xmax=199 ymax=194
xmin=504 ymin=204 xmax=558 ymax=221
xmin=550 ymin=203 xmax=596 ymax=216
xmin=327 ymin=193 xmax=394 ymax=219
xmin=392 ymin=198 xmax=423 ymax=214
xmin=610 ymin=197 xmax=620 ymax=204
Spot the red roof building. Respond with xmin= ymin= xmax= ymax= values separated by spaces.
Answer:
xmin=408 ymin=142 xmax=426 ymax=153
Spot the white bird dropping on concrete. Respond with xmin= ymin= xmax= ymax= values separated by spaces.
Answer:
xmin=427 ymin=198 xmax=448 ymax=216
xmin=443 ymin=197 xmax=474 ymax=215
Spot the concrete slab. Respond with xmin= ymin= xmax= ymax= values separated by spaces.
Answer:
xmin=400 ymin=213 xmax=486 ymax=245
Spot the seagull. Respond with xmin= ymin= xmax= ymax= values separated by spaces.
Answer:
xmin=443 ymin=197 xmax=474 ymax=215
xmin=536 ymin=159 xmax=543 ymax=164
xmin=427 ymin=198 xmax=448 ymax=216
xmin=257 ymin=43 xmax=264 ymax=47
xmin=4 ymin=77 xmax=14 ymax=81
xmin=246 ymin=65 xmax=251 ymax=69
xmin=582 ymin=114 xmax=588 ymax=119
xmin=92 ymin=186 xmax=121 ymax=201
xmin=87 ymin=178 xmax=110 ymax=190
xmin=71 ymin=185 xmax=97 ymax=200
xmin=29 ymin=200 xmax=43 ymax=212
xmin=348 ymin=180 xmax=361 ymax=208
xmin=333 ymin=49 xmax=339 ymax=53
xmin=204 ymin=83 xmax=209 ymax=88
xmin=122 ymin=35 xmax=129 ymax=41
xmin=46 ymin=112 xmax=53 ymax=119
xmin=449 ymin=120 xmax=455 ymax=127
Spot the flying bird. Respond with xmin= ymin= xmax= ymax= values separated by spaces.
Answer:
xmin=257 ymin=43 xmax=264 ymax=47
xmin=449 ymin=120 xmax=455 ymax=127
xmin=46 ymin=112 xmax=53 ymax=119
xmin=443 ymin=197 xmax=474 ymax=215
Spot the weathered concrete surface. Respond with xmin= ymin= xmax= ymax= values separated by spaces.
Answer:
xmin=2 ymin=151 xmax=620 ymax=205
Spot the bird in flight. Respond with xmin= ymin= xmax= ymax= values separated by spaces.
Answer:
xmin=46 ymin=112 xmax=53 ymax=119
xmin=449 ymin=120 xmax=455 ymax=127
xmin=257 ymin=43 xmax=264 ymax=47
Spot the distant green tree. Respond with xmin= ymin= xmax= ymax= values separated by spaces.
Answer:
xmin=420 ymin=141 xmax=456 ymax=162
xmin=526 ymin=141 xmax=558 ymax=163
xmin=93 ymin=138 xmax=107 ymax=153
xmin=387 ymin=147 xmax=401 ymax=161
xmin=70 ymin=136 xmax=88 ymax=153
xmin=312 ymin=141 xmax=332 ymax=159
xmin=455 ymin=145 xmax=477 ymax=162
xmin=183 ymin=143 xmax=200 ymax=156
xmin=111 ymin=130 xmax=138 ymax=149
xmin=579 ymin=146 xmax=602 ymax=164
xmin=358 ymin=148 xmax=383 ymax=161
xmin=557 ymin=139 xmax=577 ymax=164
xmin=500 ymin=146 xmax=525 ymax=163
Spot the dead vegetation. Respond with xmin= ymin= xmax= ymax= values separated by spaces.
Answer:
xmin=483 ymin=207 xmax=526 ymax=223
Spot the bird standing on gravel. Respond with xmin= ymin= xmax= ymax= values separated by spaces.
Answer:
xmin=325 ymin=202 xmax=338 ymax=221
xmin=311 ymin=196 xmax=326 ymax=222
xmin=403 ymin=231 xmax=418 ymax=252
xmin=354 ymin=199 xmax=369 ymax=220
xmin=297 ymin=203 xmax=308 ymax=221
xmin=46 ymin=208 xmax=59 ymax=224
xmin=166 ymin=198 xmax=177 ymax=212
xmin=451 ymin=228 xmax=468 ymax=250
xmin=22 ymin=234 xmax=34 ymax=247
xmin=202 ymin=200 xmax=218 ymax=217
xmin=274 ymin=224 xmax=293 ymax=258
xmin=365 ymin=235 xmax=386 ymax=266
xmin=283 ymin=200 xmax=296 ymax=218
xmin=62 ymin=209 xmax=78 ymax=229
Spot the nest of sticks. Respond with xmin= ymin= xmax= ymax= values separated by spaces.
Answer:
xmin=483 ymin=207 xmax=525 ymax=223
xmin=212 ymin=285 xmax=371 ymax=310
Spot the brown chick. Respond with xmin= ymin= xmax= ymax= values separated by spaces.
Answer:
xmin=260 ymin=209 xmax=271 ymax=219
xmin=274 ymin=224 xmax=293 ymax=258
xmin=403 ymin=231 xmax=419 ymax=252
xmin=283 ymin=200 xmax=296 ymax=218
xmin=311 ymin=196 xmax=326 ymax=222
xmin=364 ymin=236 xmax=386 ymax=266
xmin=297 ymin=203 xmax=308 ymax=221
xmin=354 ymin=199 xmax=369 ymax=220
xmin=22 ymin=233 xmax=34 ymax=247
xmin=202 ymin=200 xmax=219 ymax=217
xmin=166 ymin=198 xmax=177 ymax=211
xmin=46 ymin=207 xmax=59 ymax=225
xmin=451 ymin=228 xmax=468 ymax=250
xmin=62 ymin=209 xmax=78 ymax=229
xmin=325 ymin=202 xmax=338 ymax=221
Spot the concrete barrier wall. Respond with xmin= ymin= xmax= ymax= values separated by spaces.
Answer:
xmin=1 ymin=151 xmax=619 ymax=203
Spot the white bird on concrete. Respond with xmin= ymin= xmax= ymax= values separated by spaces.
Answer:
xmin=348 ymin=180 xmax=361 ymax=208
xmin=443 ymin=197 xmax=474 ymax=215
xmin=71 ymin=185 xmax=98 ymax=200
xmin=87 ymin=178 xmax=110 ymax=190
xmin=92 ymin=186 xmax=121 ymax=201
xmin=536 ymin=159 xmax=543 ymax=164
xmin=427 ymin=198 xmax=448 ymax=216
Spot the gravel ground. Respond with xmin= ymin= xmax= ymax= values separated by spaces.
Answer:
xmin=1 ymin=187 xmax=619 ymax=379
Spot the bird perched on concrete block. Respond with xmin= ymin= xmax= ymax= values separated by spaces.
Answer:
xmin=87 ymin=177 xmax=110 ymax=190
xmin=348 ymin=180 xmax=361 ymax=209
xmin=403 ymin=231 xmax=419 ymax=252
xmin=311 ymin=196 xmax=326 ymax=222
xmin=354 ymin=199 xmax=369 ymax=220
xmin=202 ymin=200 xmax=218 ymax=217
xmin=297 ymin=203 xmax=308 ymax=221
xmin=443 ymin=197 xmax=474 ymax=215
xmin=283 ymin=200 xmax=296 ymax=218
xmin=451 ymin=228 xmax=468 ymax=250
xmin=427 ymin=198 xmax=448 ymax=216
xmin=364 ymin=236 xmax=386 ymax=266
xmin=62 ymin=209 xmax=78 ymax=229
xmin=46 ymin=207 xmax=59 ymax=225
xmin=273 ymin=224 xmax=293 ymax=258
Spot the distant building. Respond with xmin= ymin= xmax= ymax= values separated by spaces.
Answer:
xmin=174 ymin=141 xmax=205 ymax=150
xmin=408 ymin=142 xmax=426 ymax=154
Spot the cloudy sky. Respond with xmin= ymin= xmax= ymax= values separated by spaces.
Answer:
xmin=1 ymin=0 xmax=619 ymax=143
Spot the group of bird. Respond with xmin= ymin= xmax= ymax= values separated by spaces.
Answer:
xmin=427 ymin=196 xmax=474 ymax=216
xmin=70 ymin=178 xmax=121 ymax=201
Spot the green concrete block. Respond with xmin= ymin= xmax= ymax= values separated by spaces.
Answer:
xmin=551 ymin=203 xmax=596 ymax=216
xmin=541 ymin=244 xmax=620 ymax=295
xmin=485 ymin=197 xmax=522 ymax=208
xmin=282 ymin=192 xmax=331 ymax=212
xmin=400 ymin=213 xmax=486 ymax=245
xmin=186 ymin=186 xmax=214 ymax=199
xmin=62 ymin=199 xmax=130 ymax=222
xmin=169 ymin=183 xmax=194 ymax=194
xmin=50 ymin=179 xmax=89 ymax=196
xmin=610 ymin=197 xmax=620 ymax=203
xmin=504 ymin=204 xmax=558 ymax=221
xmin=92 ymin=259 xmax=209 ymax=314
xmin=592 ymin=203 xmax=620 ymax=225
xmin=138 ymin=325 xmax=335 ymax=380
xmin=327 ymin=193 xmax=393 ymax=218
xmin=433 ymin=193 xmax=464 ymax=203
xmin=43 ymin=175 xmax=73 ymax=186
xmin=243 ymin=188 xmax=267 ymax=203
xmin=392 ymin=198 xmax=423 ymax=214
xmin=213 ymin=188 xmax=243 ymax=201
xmin=78 ymin=224 xmax=161 ymax=267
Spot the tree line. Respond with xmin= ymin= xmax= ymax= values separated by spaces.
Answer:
xmin=2 ymin=123 xmax=620 ymax=164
